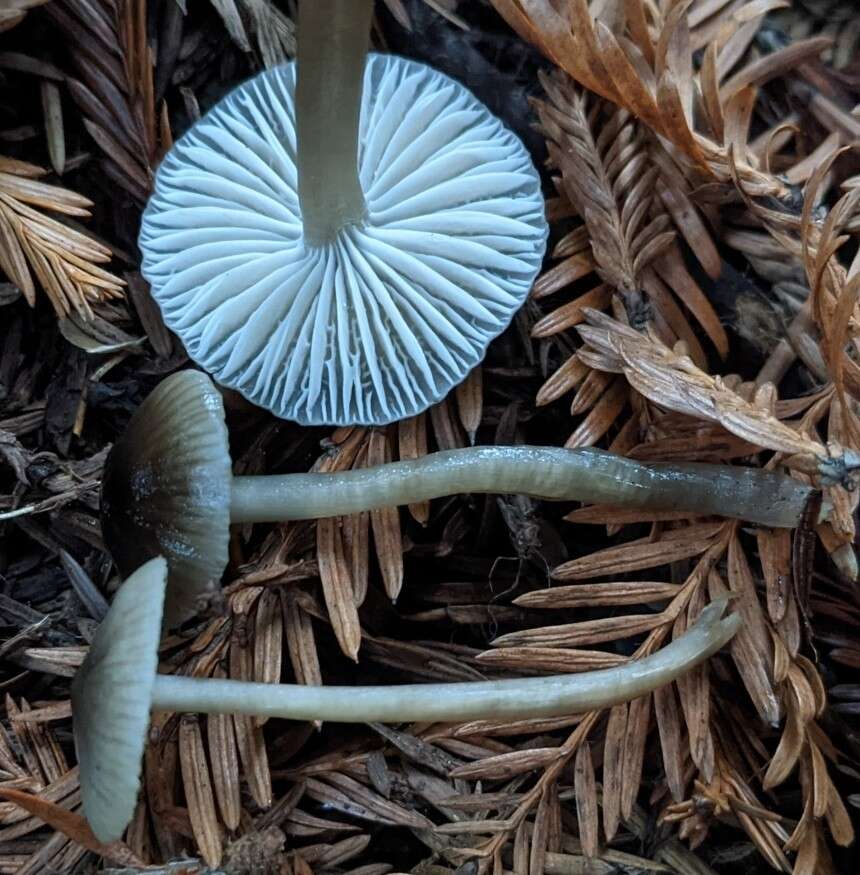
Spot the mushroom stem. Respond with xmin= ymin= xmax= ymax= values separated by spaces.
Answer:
xmin=296 ymin=0 xmax=372 ymax=245
xmin=230 ymin=445 xmax=814 ymax=528
xmin=151 ymin=600 xmax=738 ymax=722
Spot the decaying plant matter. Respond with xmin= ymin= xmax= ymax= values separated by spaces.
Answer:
xmin=0 ymin=157 xmax=124 ymax=317
xmin=1 ymin=1 xmax=859 ymax=874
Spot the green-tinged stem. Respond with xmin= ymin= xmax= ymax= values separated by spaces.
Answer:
xmin=296 ymin=0 xmax=372 ymax=245
xmin=229 ymin=446 xmax=814 ymax=528
xmin=150 ymin=601 xmax=739 ymax=722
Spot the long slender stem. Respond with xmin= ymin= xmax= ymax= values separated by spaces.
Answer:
xmin=296 ymin=0 xmax=372 ymax=245
xmin=151 ymin=601 xmax=739 ymax=722
xmin=229 ymin=446 xmax=814 ymax=528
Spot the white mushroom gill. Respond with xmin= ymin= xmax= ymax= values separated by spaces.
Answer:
xmin=140 ymin=54 xmax=548 ymax=426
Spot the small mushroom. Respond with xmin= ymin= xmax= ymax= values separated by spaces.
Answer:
xmin=139 ymin=0 xmax=547 ymax=426
xmin=102 ymin=370 xmax=817 ymax=628
xmin=73 ymin=556 xmax=741 ymax=842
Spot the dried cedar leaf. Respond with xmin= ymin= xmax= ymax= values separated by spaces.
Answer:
xmin=721 ymin=35 xmax=833 ymax=100
xmin=455 ymin=365 xmax=482 ymax=444
xmin=125 ymin=271 xmax=172 ymax=358
xmin=429 ymin=394 xmax=464 ymax=451
xmin=825 ymin=776 xmax=855 ymax=847
xmin=448 ymin=748 xmax=561 ymax=781
xmin=305 ymin=775 xmax=433 ymax=829
xmin=342 ymin=509 xmax=369 ymax=607
xmin=207 ymin=675 xmax=241 ymax=831
xmin=367 ymin=430 xmax=403 ymax=601
xmin=653 ymin=682 xmax=685 ymax=802
xmin=757 ymin=527 xmax=792 ymax=624
xmin=490 ymin=611 xmax=664 ymax=648
xmin=515 ymin=580 xmax=680 ymax=609
xmin=563 ymin=504 xmax=697 ymax=525
xmin=552 ymin=526 xmax=720 ymax=580
xmin=717 ymin=600 xmax=781 ymax=725
xmin=253 ymin=588 xmax=283 ymax=727
xmin=537 ymin=352 xmax=589 ymax=406
xmin=40 ymin=81 xmax=64 ymax=176
xmin=0 ymin=788 xmax=142 ymax=866
xmin=82 ymin=119 xmax=150 ymax=193
xmin=366 ymin=724 xmax=461 ymax=776
xmin=285 ymin=807 xmax=359 ymax=837
xmin=179 ymin=717 xmax=222 ymax=868
xmin=476 ymin=646 xmax=624 ymax=673
xmin=398 ymin=413 xmax=429 ymax=523
xmin=602 ymin=702 xmax=627 ymax=841
xmin=230 ymin=628 xmax=272 ymax=809
xmin=530 ymin=784 xmax=552 ymax=875
xmin=313 ymin=834 xmax=372 ymax=868
xmin=0 ymin=172 xmax=92 ymax=214
xmin=533 ymin=284 xmax=612 ymax=338
xmin=566 ymin=376 xmax=627 ymax=447
xmin=621 ymin=694 xmax=651 ymax=820
xmin=514 ymin=819 xmax=530 ymax=873
xmin=569 ymin=368 xmax=613 ymax=416
xmin=762 ymin=703 xmax=803 ymax=791
xmin=654 ymin=247 xmax=728 ymax=358
xmin=452 ymin=714 xmax=583 ymax=737
xmin=582 ymin=311 xmax=829 ymax=463
xmin=0 ymin=209 xmax=34 ymax=303
xmin=282 ymin=590 xmax=322 ymax=689
xmin=674 ymin=650 xmax=713 ymax=781
xmin=58 ymin=316 xmax=143 ymax=354
xmin=531 ymin=252 xmax=596 ymax=299
xmin=728 ymin=536 xmax=772 ymax=658
xmin=574 ymin=743 xmax=599 ymax=857
xmin=317 ymin=516 xmax=361 ymax=661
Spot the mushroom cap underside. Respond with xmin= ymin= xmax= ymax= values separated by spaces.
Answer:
xmin=100 ymin=370 xmax=232 ymax=629
xmin=71 ymin=556 xmax=167 ymax=843
xmin=140 ymin=53 xmax=548 ymax=426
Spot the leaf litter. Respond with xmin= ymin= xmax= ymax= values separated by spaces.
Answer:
xmin=0 ymin=1 xmax=859 ymax=874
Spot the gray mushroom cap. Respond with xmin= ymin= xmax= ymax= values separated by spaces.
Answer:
xmin=71 ymin=556 xmax=166 ymax=843
xmin=140 ymin=53 xmax=548 ymax=426
xmin=100 ymin=370 xmax=231 ymax=629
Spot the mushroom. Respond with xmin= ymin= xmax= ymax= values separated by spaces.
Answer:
xmin=139 ymin=0 xmax=548 ymax=426
xmin=101 ymin=370 xmax=817 ymax=628
xmin=73 ymin=556 xmax=741 ymax=842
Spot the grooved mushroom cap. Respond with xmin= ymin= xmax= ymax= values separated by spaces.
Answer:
xmin=140 ymin=53 xmax=548 ymax=426
xmin=100 ymin=370 xmax=231 ymax=629
xmin=71 ymin=556 xmax=166 ymax=843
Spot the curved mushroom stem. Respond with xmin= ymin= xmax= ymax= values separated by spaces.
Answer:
xmin=296 ymin=0 xmax=372 ymax=245
xmin=151 ymin=599 xmax=739 ymax=722
xmin=230 ymin=445 xmax=815 ymax=529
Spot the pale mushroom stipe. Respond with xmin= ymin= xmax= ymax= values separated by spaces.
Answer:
xmin=100 ymin=370 xmax=819 ymax=629
xmin=72 ymin=556 xmax=741 ymax=843
xmin=139 ymin=0 xmax=547 ymax=426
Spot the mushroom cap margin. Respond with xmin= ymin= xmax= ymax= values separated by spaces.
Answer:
xmin=100 ymin=370 xmax=232 ymax=629
xmin=71 ymin=556 xmax=167 ymax=843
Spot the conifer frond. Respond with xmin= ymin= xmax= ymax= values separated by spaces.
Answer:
xmin=45 ymin=0 xmax=169 ymax=203
xmin=491 ymin=0 xmax=818 ymax=201
xmin=0 ymin=157 xmax=124 ymax=317
xmin=2 ymin=2 xmax=858 ymax=873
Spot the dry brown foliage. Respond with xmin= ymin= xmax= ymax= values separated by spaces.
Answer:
xmin=309 ymin=373 xmax=483 ymax=661
xmin=1 ymin=2 xmax=859 ymax=875
xmin=44 ymin=0 xmax=171 ymax=203
xmin=0 ymin=156 xmax=124 ymax=317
